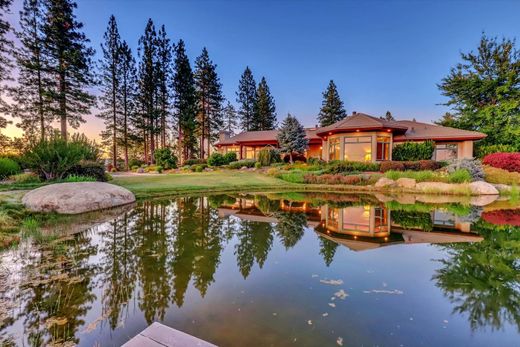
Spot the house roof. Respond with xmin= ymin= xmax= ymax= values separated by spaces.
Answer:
xmin=215 ymin=128 xmax=321 ymax=146
xmin=393 ymin=120 xmax=487 ymax=141
xmin=315 ymin=113 xmax=409 ymax=136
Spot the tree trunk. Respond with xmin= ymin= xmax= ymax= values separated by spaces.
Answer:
xmin=112 ymin=69 xmax=117 ymax=170
xmin=59 ymin=67 xmax=67 ymax=139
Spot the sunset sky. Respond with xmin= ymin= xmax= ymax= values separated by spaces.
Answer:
xmin=2 ymin=0 xmax=520 ymax=141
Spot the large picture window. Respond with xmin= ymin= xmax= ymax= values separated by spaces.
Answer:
xmin=244 ymin=146 xmax=256 ymax=159
xmin=329 ymin=138 xmax=340 ymax=161
xmin=435 ymin=143 xmax=458 ymax=161
xmin=225 ymin=146 xmax=240 ymax=154
xmin=376 ymin=137 xmax=391 ymax=161
xmin=344 ymin=136 xmax=372 ymax=162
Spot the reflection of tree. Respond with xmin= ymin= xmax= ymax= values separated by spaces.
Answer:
xmin=274 ymin=211 xmax=306 ymax=249
xmin=319 ymin=237 xmax=338 ymax=266
xmin=21 ymin=233 xmax=98 ymax=346
xmin=434 ymin=220 xmax=520 ymax=331
xmin=391 ymin=210 xmax=433 ymax=231
xmin=235 ymin=220 xmax=274 ymax=278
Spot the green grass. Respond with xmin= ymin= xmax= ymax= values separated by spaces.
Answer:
xmin=111 ymin=171 xmax=295 ymax=198
xmin=384 ymin=170 xmax=439 ymax=182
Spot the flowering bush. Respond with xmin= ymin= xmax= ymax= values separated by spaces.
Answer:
xmin=482 ymin=152 xmax=520 ymax=173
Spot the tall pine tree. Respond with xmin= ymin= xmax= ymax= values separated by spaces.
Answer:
xmin=42 ymin=0 xmax=96 ymax=139
xmin=194 ymin=47 xmax=224 ymax=158
xmin=97 ymin=15 xmax=121 ymax=169
xmin=172 ymin=39 xmax=198 ymax=161
xmin=277 ymin=113 xmax=308 ymax=163
xmin=222 ymin=101 xmax=238 ymax=135
xmin=252 ymin=77 xmax=276 ymax=130
xmin=118 ymin=40 xmax=137 ymax=171
xmin=0 ymin=0 xmax=14 ymax=134
xmin=236 ymin=66 xmax=256 ymax=131
xmin=137 ymin=18 xmax=158 ymax=163
xmin=11 ymin=0 xmax=52 ymax=140
xmin=156 ymin=24 xmax=172 ymax=148
xmin=317 ymin=80 xmax=346 ymax=127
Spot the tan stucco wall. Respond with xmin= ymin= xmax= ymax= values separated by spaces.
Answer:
xmin=458 ymin=140 xmax=474 ymax=159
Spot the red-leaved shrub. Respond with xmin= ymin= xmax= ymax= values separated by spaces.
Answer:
xmin=379 ymin=160 xmax=441 ymax=172
xmin=482 ymin=152 xmax=520 ymax=173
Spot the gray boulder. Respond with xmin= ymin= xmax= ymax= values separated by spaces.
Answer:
xmin=374 ymin=177 xmax=396 ymax=188
xmin=22 ymin=182 xmax=136 ymax=214
xmin=469 ymin=181 xmax=499 ymax=195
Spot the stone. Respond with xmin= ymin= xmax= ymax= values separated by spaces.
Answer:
xmin=469 ymin=195 xmax=498 ymax=206
xmin=493 ymin=184 xmax=512 ymax=193
xmin=395 ymin=178 xmax=416 ymax=189
xmin=22 ymin=182 xmax=136 ymax=214
xmin=374 ymin=177 xmax=396 ymax=188
xmin=136 ymin=168 xmax=145 ymax=173
xmin=469 ymin=181 xmax=499 ymax=195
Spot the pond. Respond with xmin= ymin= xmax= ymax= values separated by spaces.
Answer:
xmin=0 ymin=192 xmax=519 ymax=346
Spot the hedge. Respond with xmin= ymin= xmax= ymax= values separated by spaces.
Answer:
xmin=392 ymin=141 xmax=435 ymax=161
xmin=482 ymin=152 xmax=520 ymax=173
xmin=0 ymin=158 xmax=21 ymax=179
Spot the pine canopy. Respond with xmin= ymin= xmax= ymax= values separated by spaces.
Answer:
xmin=317 ymin=80 xmax=346 ymax=127
xmin=277 ymin=113 xmax=308 ymax=163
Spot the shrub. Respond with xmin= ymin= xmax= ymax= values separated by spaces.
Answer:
xmin=62 ymin=174 xmax=96 ymax=182
xmin=445 ymin=158 xmax=485 ymax=181
xmin=67 ymin=160 xmax=107 ymax=182
xmin=278 ymin=171 xmax=305 ymax=183
xmin=482 ymin=153 xmax=520 ymax=173
xmin=156 ymin=165 xmax=164 ymax=173
xmin=283 ymin=153 xmax=307 ymax=163
xmin=448 ymin=169 xmax=472 ymax=183
xmin=384 ymin=170 xmax=439 ymax=182
xmin=154 ymin=148 xmax=178 ymax=169
xmin=9 ymin=173 xmax=40 ymax=184
xmin=380 ymin=161 xmax=405 ymax=172
xmin=324 ymin=160 xmax=380 ymax=174
xmin=254 ymin=162 xmax=262 ymax=169
xmin=484 ymin=166 xmax=520 ymax=186
xmin=307 ymin=157 xmax=326 ymax=166
xmin=223 ymin=152 xmax=237 ymax=164
xmin=193 ymin=164 xmax=207 ymax=172
xmin=476 ymin=144 xmax=517 ymax=158
xmin=129 ymin=158 xmax=144 ymax=168
xmin=392 ymin=141 xmax=435 ymax=161
xmin=257 ymin=147 xmax=281 ymax=166
xmin=380 ymin=160 xmax=441 ymax=172
xmin=208 ymin=152 xmax=226 ymax=167
xmin=304 ymin=173 xmax=364 ymax=185
xmin=229 ymin=160 xmax=256 ymax=169
xmin=0 ymin=158 xmax=21 ymax=179
xmin=185 ymin=158 xmax=207 ymax=166
xmin=131 ymin=165 xmax=139 ymax=171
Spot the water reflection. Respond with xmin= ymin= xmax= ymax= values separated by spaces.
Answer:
xmin=0 ymin=193 xmax=519 ymax=346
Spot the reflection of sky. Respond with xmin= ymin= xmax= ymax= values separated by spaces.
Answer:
xmin=2 ymin=0 xmax=520 ymax=140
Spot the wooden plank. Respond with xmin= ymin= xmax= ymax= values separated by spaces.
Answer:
xmin=122 ymin=322 xmax=217 ymax=347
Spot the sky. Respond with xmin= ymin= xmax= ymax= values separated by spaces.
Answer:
xmin=2 ymin=0 xmax=520 ymax=140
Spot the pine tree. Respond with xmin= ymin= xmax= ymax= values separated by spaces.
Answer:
xmin=276 ymin=113 xmax=308 ymax=163
xmin=194 ymin=47 xmax=224 ymax=158
xmin=156 ymin=24 xmax=172 ymax=148
xmin=317 ymin=80 xmax=346 ymax=127
xmin=435 ymin=112 xmax=458 ymax=128
xmin=42 ymin=0 xmax=96 ymax=139
xmin=383 ymin=110 xmax=395 ymax=121
xmin=252 ymin=77 xmax=276 ymax=131
xmin=172 ymin=39 xmax=198 ymax=161
xmin=222 ymin=101 xmax=238 ymax=135
xmin=11 ymin=0 xmax=52 ymax=140
xmin=0 ymin=0 xmax=14 ymax=133
xmin=137 ymin=18 xmax=159 ymax=163
xmin=97 ymin=15 xmax=121 ymax=169
xmin=236 ymin=66 xmax=256 ymax=131
xmin=118 ymin=40 xmax=137 ymax=170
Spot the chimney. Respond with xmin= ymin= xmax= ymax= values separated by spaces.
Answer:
xmin=219 ymin=130 xmax=231 ymax=142
xmin=352 ymin=111 xmax=357 ymax=115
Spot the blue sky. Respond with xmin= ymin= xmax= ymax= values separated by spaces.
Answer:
xmin=5 ymin=0 xmax=520 ymax=138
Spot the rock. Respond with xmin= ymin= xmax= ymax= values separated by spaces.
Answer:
xmin=240 ymin=166 xmax=248 ymax=170
xmin=469 ymin=195 xmax=498 ymax=206
xmin=374 ymin=177 xmax=395 ymax=188
xmin=469 ymin=181 xmax=499 ymax=195
xmin=137 ymin=168 xmax=145 ymax=173
xmin=395 ymin=178 xmax=416 ymax=189
xmin=493 ymin=184 xmax=512 ymax=193
xmin=22 ymin=182 xmax=136 ymax=214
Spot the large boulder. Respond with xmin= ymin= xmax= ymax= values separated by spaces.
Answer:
xmin=396 ymin=178 xmax=416 ymax=189
xmin=22 ymin=182 xmax=136 ymax=214
xmin=469 ymin=181 xmax=499 ymax=195
xmin=374 ymin=177 xmax=396 ymax=188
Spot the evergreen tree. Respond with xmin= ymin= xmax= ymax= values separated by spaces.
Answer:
xmin=236 ymin=66 xmax=256 ymax=131
xmin=434 ymin=112 xmax=458 ymax=128
xmin=317 ymin=80 xmax=346 ymax=127
xmin=439 ymin=34 xmax=520 ymax=149
xmin=172 ymin=39 xmax=198 ymax=161
xmin=252 ymin=77 xmax=277 ymax=130
xmin=11 ymin=0 xmax=52 ymax=140
xmin=42 ymin=0 xmax=96 ymax=139
xmin=97 ymin=15 xmax=121 ymax=169
xmin=0 ymin=0 xmax=14 ymax=133
xmin=156 ymin=24 xmax=172 ymax=148
xmin=383 ymin=110 xmax=395 ymax=121
xmin=222 ymin=101 xmax=238 ymax=135
xmin=137 ymin=18 xmax=159 ymax=163
xmin=118 ymin=40 xmax=137 ymax=170
xmin=276 ymin=113 xmax=308 ymax=163
xmin=194 ymin=47 xmax=224 ymax=158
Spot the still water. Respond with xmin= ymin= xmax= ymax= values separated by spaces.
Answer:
xmin=0 ymin=192 xmax=519 ymax=346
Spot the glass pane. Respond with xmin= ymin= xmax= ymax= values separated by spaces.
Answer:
xmin=344 ymin=141 xmax=372 ymax=161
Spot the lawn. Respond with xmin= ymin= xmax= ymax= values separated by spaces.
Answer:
xmin=111 ymin=171 xmax=295 ymax=198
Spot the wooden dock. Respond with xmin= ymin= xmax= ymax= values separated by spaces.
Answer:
xmin=122 ymin=322 xmax=217 ymax=347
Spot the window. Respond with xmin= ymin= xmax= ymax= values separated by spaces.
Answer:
xmin=374 ymin=207 xmax=388 ymax=232
xmin=344 ymin=136 xmax=372 ymax=162
xmin=244 ymin=146 xmax=256 ymax=159
xmin=329 ymin=138 xmax=340 ymax=161
xmin=376 ymin=137 xmax=391 ymax=161
xmin=225 ymin=146 xmax=240 ymax=154
xmin=435 ymin=143 xmax=458 ymax=161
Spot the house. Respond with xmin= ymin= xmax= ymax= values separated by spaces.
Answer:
xmin=215 ymin=112 xmax=486 ymax=162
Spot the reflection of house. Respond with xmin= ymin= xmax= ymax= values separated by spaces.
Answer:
xmin=215 ymin=112 xmax=486 ymax=162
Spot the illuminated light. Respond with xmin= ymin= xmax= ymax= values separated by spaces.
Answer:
xmin=384 ymin=237 xmax=388 ymax=241
xmin=387 ymin=129 xmax=391 ymax=132
xmin=319 ymin=146 xmax=322 ymax=150
xmin=354 ymin=236 xmax=357 ymax=239
xmin=356 ymin=129 xmax=360 ymax=132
